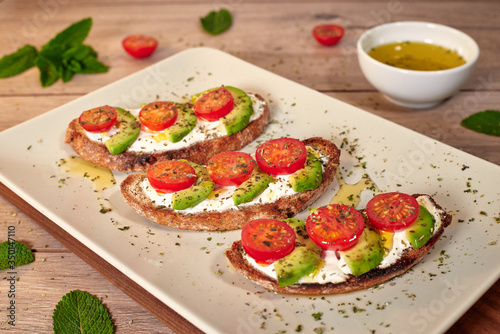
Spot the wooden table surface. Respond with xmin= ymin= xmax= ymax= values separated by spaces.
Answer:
xmin=0 ymin=0 xmax=498 ymax=333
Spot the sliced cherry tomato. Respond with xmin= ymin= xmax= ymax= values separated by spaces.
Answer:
xmin=206 ymin=151 xmax=254 ymax=186
xmin=241 ymin=219 xmax=296 ymax=264
xmin=306 ymin=204 xmax=365 ymax=251
xmin=122 ymin=34 xmax=158 ymax=59
xmin=139 ymin=101 xmax=178 ymax=131
xmin=78 ymin=105 xmax=117 ymax=133
xmin=255 ymin=138 xmax=307 ymax=175
xmin=193 ymin=87 xmax=234 ymax=122
xmin=312 ymin=24 xmax=344 ymax=46
xmin=365 ymin=192 xmax=420 ymax=231
xmin=147 ymin=160 xmax=196 ymax=193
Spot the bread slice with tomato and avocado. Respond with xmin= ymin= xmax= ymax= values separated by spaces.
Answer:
xmin=120 ymin=137 xmax=341 ymax=231
xmin=224 ymin=192 xmax=452 ymax=294
xmin=65 ymin=86 xmax=270 ymax=172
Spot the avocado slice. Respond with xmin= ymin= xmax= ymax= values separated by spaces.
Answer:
xmin=166 ymin=103 xmax=197 ymax=143
xmin=105 ymin=107 xmax=140 ymax=155
xmin=274 ymin=218 xmax=323 ymax=287
xmin=191 ymin=86 xmax=254 ymax=136
xmin=154 ymin=103 xmax=197 ymax=143
xmin=340 ymin=226 xmax=384 ymax=277
xmin=288 ymin=149 xmax=323 ymax=192
xmin=232 ymin=168 xmax=274 ymax=206
xmin=405 ymin=205 xmax=435 ymax=248
xmin=171 ymin=161 xmax=215 ymax=210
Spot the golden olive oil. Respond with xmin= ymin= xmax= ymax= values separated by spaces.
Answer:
xmin=60 ymin=156 xmax=116 ymax=191
xmin=368 ymin=41 xmax=466 ymax=71
xmin=330 ymin=171 xmax=381 ymax=208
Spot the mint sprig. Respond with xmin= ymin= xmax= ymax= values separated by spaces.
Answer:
xmin=200 ymin=8 xmax=232 ymax=35
xmin=53 ymin=290 xmax=114 ymax=334
xmin=0 ymin=240 xmax=35 ymax=269
xmin=0 ymin=17 xmax=108 ymax=87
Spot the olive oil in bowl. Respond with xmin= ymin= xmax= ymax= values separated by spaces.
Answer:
xmin=368 ymin=41 xmax=466 ymax=71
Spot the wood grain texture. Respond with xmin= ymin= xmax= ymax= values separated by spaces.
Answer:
xmin=0 ymin=1 xmax=498 ymax=333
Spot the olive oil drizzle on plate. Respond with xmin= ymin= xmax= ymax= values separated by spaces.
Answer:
xmin=330 ymin=171 xmax=381 ymax=208
xmin=61 ymin=156 xmax=116 ymax=191
xmin=368 ymin=41 xmax=466 ymax=71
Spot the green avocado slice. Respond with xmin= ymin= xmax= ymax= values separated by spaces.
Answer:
xmin=340 ymin=226 xmax=384 ymax=277
xmin=274 ymin=218 xmax=323 ymax=287
xmin=171 ymin=161 xmax=215 ymax=210
xmin=232 ymin=168 xmax=274 ymax=206
xmin=405 ymin=205 xmax=436 ymax=249
xmin=288 ymin=149 xmax=323 ymax=192
xmin=105 ymin=107 xmax=140 ymax=155
xmin=164 ymin=103 xmax=197 ymax=143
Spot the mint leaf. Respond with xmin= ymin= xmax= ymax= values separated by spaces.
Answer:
xmin=461 ymin=110 xmax=500 ymax=136
xmin=42 ymin=17 xmax=93 ymax=51
xmin=0 ymin=240 xmax=35 ymax=269
xmin=60 ymin=63 xmax=76 ymax=83
xmin=77 ymin=55 xmax=109 ymax=74
xmin=35 ymin=51 xmax=61 ymax=87
xmin=53 ymin=290 xmax=114 ymax=334
xmin=200 ymin=8 xmax=232 ymax=35
xmin=63 ymin=44 xmax=96 ymax=61
xmin=0 ymin=45 xmax=37 ymax=78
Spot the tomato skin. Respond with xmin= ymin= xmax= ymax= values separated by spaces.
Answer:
xmin=312 ymin=24 xmax=344 ymax=46
xmin=242 ymin=219 xmax=296 ymax=264
xmin=139 ymin=101 xmax=178 ymax=131
xmin=255 ymin=138 xmax=307 ymax=175
xmin=122 ymin=35 xmax=158 ymax=59
xmin=193 ymin=87 xmax=234 ymax=122
xmin=366 ymin=192 xmax=420 ymax=231
xmin=206 ymin=151 xmax=255 ymax=186
xmin=147 ymin=160 xmax=196 ymax=193
xmin=306 ymin=204 xmax=365 ymax=251
xmin=78 ymin=105 xmax=117 ymax=133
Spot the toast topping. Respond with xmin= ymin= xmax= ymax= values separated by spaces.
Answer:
xmin=378 ymin=195 xmax=444 ymax=268
xmin=84 ymin=93 xmax=265 ymax=154
xmin=242 ymin=195 xmax=445 ymax=286
xmin=142 ymin=146 xmax=328 ymax=213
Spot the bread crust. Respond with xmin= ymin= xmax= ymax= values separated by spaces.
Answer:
xmin=120 ymin=137 xmax=341 ymax=231
xmin=64 ymin=94 xmax=270 ymax=172
xmin=224 ymin=194 xmax=452 ymax=295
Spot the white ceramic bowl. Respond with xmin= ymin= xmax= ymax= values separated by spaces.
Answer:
xmin=357 ymin=21 xmax=479 ymax=109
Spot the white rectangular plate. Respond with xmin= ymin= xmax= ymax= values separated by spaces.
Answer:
xmin=1 ymin=47 xmax=499 ymax=334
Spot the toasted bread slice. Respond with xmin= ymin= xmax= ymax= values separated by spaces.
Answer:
xmin=64 ymin=94 xmax=270 ymax=172
xmin=120 ymin=137 xmax=341 ymax=231
xmin=225 ymin=194 xmax=452 ymax=294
